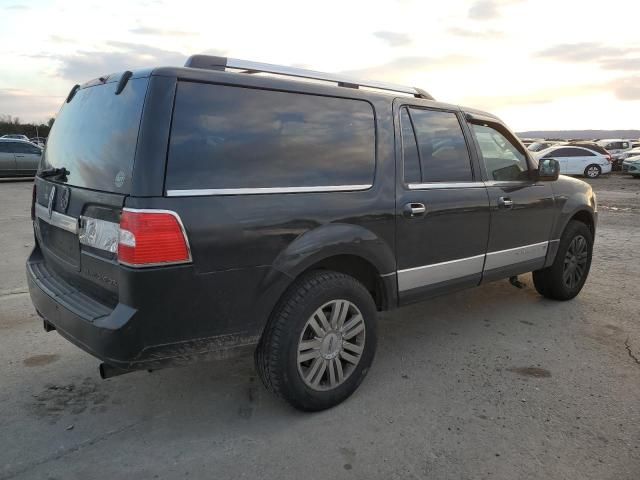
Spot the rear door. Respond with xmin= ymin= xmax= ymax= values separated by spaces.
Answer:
xmin=467 ymin=119 xmax=556 ymax=282
xmin=394 ymin=103 xmax=490 ymax=303
xmin=0 ymin=142 xmax=17 ymax=174
xmin=541 ymin=147 xmax=573 ymax=174
xmin=13 ymin=142 xmax=42 ymax=174
xmin=33 ymin=74 xmax=150 ymax=306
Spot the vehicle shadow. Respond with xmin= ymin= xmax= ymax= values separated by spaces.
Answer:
xmin=75 ymin=274 xmax=559 ymax=425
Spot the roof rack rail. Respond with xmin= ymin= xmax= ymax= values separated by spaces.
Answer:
xmin=184 ymin=55 xmax=435 ymax=100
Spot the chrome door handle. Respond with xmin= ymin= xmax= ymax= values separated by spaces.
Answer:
xmin=403 ymin=202 xmax=426 ymax=217
xmin=15 ymin=155 xmax=25 ymax=158
xmin=498 ymin=197 xmax=514 ymax=209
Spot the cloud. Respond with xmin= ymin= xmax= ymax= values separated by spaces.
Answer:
xmin=609 ymin=77 xmax=640 ymax=100
xmin=4 ymin=4 xmax=29 ymax=10
xmin=447 ymin=27 xmax=503 ymax=39
xmin=462 ymin=75 xmax=640 ymax=110
xmin=49 ymin=35 xmax=74 ymax=44
xmin=536 ymin=42 xmax=633 ymax=62
xmin=0 ymin=89 xmax=63 ymax=122
xmin=50 ymin=42 xmax=190 ymax=81
xmin=468 ymin=0 xmax=521 ymax=20
xmin=342 ymin=55 xmax=476 ymax=83
xmin=373 ymin=31 xmax=412 ymax=47
xmin=130 ymin=26 xmax=197 ymax=37
xmin=461 ymin=84 xmax=603 ymax=109
xmin=599 ymin=58 xmax=640 ymax=71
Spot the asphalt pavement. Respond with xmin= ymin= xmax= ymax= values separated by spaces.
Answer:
xmin=1 ymin=175 xmax=639 ymax=480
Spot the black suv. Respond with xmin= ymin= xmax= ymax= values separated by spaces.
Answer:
xmin=27 ymin=56 xmax=597 ymax=411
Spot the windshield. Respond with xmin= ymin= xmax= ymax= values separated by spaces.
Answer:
xmin=42 ymin=77 xmax=149 ymax=193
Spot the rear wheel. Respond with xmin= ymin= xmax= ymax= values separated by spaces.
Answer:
xmin=255 ymin=270 xmax=377 ymax=411
xmin=584 ymin=164 xmax=601 ymax=178
xmin=533 ymin=220 xmax=593 ymax=300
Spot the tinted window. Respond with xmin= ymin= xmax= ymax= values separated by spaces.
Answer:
xmin=42 ymin=78 xmax=149 ymax=193
xmin=471 ymin=123 xmax=529 ymax=181
xmin=13 ymin=142 xmax=41 ymax=154
xmin=400 ymin=107 xmax=421 ymax=183
xmin=0 ymin=143 xmax=12 ymax=153
xmin=408 ymin=108 xmax=472 ymax=182
xmin=167 ymin=82 xmax=375 ymax=190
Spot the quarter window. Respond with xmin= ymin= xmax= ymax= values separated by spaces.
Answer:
xmin=406 ymin=108 xmax=473 ymax=183
xmin=166 ymin=82 xmax=376 ymax=191
xmin=471 ymin=123 xmax=529 ymax=181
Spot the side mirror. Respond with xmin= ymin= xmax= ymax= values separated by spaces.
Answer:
xmin=537 ymin=158 xmax=560 ymax=181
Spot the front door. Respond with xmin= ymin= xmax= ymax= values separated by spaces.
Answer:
xmin=0 ymin=142 xmax=17 ymax=175
xmin=394 ymin=104 xmax=490 ymax=304
xmin=467 ymin=120 xmax=556 ymax=282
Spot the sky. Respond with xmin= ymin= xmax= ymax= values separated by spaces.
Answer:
xmin=0 ymin=0 xmax=639 ymax=131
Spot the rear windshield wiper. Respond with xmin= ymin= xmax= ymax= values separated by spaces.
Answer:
xmin=38 ymin=167 xmax=69 ymax=179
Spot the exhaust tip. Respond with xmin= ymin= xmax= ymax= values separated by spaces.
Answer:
xmin=43 ymin=320 xmax=56 ymax=332
xmin=99 ymin=363 xmax=132 ymax=379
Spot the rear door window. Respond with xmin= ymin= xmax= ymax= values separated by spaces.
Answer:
xmin=166 ymin=82 xmax=376 ymax=192
xmin=12 ymin=142 xmax=41 ymax=154
xmin=406 ymin=108 xmax=473 ymax=183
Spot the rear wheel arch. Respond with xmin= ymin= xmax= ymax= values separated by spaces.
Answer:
xmin=296 ymin=254 xmax=389 ymax=311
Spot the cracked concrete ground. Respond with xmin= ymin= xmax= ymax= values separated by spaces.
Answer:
xmin=0 ymin=175 xmax=639 ymax=480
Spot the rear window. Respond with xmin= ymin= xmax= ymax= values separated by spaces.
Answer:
xmin=166 ymin=82 xmax=375 ymax=192
xmin=42 ymin=77 xmax=149 ymax=193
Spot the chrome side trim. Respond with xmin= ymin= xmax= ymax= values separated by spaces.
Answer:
xmin=35 ymin=203 xmax=78 ymax=234
xmin=484 ymin=241 xmax=548 ymax=270
xmin=398 ymin=254 xmax=485 ymax=291
xmin=166 ymin=184 xmax=372 ymax=197
xmin=407 ymin=182 xmax=485 ymax=190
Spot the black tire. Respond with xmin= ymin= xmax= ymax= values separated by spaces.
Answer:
xmin=532 ymin=220 xmax=593 ymax=300
xmin=255 ymin=270 xmax=377 ymax=411
xmin=584 ymin=164 xmax=601 ymax=178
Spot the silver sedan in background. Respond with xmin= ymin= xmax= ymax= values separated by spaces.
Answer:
xmin=0 ymin=139 xmax=42 ymax=177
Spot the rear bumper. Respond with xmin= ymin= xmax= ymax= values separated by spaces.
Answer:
xmin=26 ymin=248 xmax=258 ymax=371
xmin=27 ymin=251 xmax=141 ymax=369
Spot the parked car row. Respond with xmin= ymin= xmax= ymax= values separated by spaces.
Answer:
xmin=521 ymin=137 xmax=640 ymax=178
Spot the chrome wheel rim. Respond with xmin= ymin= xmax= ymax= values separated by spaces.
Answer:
xmin=562 ymin=235 xmax=588 ymax=289
xmin=297 ymin=300 xmax=366 ymax=391
xmin=587 ymin=166 xmax=599 ymax=177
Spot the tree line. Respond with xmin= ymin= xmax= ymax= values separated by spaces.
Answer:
xmin=0 ymin=115 xmax=55 ymax=138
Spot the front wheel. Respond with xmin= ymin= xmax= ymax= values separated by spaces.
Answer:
xmin=584 ymin=164 xmax=601 ymax=178
xmin=533 ymin=220 xmax=593 ymax=300
xmin=255 ymin=270 xmax=377 ymax=411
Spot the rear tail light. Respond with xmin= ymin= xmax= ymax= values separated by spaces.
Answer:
xmin=30 ymin=183 xmax=36 ymax=221
xmin=117 ymin=209 xmax=191 ymax=267
xmin=606 ymin=154 xmax=613 ymax=164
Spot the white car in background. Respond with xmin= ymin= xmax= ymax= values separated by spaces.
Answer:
xmin=535 ymin=145 xmax=612 ymax=178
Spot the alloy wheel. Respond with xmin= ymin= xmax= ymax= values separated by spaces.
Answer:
xmin=297 ymin=299 xmax=366 ymax=391
xmin=586 ymin=166 xmax=600 ymax=178
xmin=562 ymin=235 xmax=588 ymax=289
